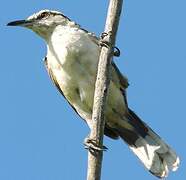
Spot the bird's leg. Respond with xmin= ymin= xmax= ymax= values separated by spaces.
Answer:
xmin=99 ymin=31 xmax=120 ymax=57
xmin=84 ymin=135 xmax=108 ymax=152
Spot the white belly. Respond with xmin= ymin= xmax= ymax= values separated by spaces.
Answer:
xmin=47 ymin=27 xmax=100 ymax=124
xmin=46 ymin=25 xmax=127 ymax=128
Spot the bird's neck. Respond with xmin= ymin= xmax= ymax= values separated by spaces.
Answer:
xmin=46 ymin=24 xmax=86 ymax=68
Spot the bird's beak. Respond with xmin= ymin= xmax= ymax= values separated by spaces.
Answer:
xmin=7 ymin=20 xmax=34 ymax=27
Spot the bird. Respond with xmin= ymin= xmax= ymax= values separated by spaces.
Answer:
xmin=7 ymin=9 xmax=179 ymax=178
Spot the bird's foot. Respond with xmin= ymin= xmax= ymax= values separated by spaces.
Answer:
xmin=113 ymin=46 xmax=120 ymax=57
xmin=99 ymin=31 xmax=112 ymax=48
xmin=84 ymin=137 xmax=108 ymax=152
xmin=99 ymin=32 xmax=120 ymax=57
xmin=100 ymin=32 xmax=110 ymax=40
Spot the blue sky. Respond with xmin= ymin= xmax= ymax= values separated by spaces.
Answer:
xmin=1 ymin=0 xmax=186 ymax=179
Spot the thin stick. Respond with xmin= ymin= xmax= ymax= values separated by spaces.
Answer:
xmin=86 ymin=0 xmax=123 ymax=180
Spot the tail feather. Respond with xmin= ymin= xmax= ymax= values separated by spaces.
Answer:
xmin=117 ymin=109 xmax=180 ymax=178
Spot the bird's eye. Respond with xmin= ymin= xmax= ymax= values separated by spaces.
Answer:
xmin=38 ymin=12 xmax=49 ymax=19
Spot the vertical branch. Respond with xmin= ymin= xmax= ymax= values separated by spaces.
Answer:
xmin=87 ymin=0 xmax=123 ymax=180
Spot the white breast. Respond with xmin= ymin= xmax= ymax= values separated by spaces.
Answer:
xmin=46 ymin=25 xmax=100 ymax=125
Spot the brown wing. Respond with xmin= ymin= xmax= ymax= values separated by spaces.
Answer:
xmin=111 ymin=61 xmax=129 ymax=91
xmin=44 ymin=57 xmax=120 ymax=139
xmin=87 ymin=31 xmax=129 ymax=91
xmin=111 ymin=61 xmax=129 ymax=107
xmin=44 ymin=57 xmax=82 ymax=116
xmin=44 ymin=57 xmax=64 ymax=95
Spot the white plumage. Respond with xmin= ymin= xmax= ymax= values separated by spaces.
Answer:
xmin=7 ymin=9 xmax=180 ymax=178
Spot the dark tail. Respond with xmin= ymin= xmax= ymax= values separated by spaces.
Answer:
xmin=116 ymin=109 xmax=180 ymax=178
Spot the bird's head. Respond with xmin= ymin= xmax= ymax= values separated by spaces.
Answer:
xmin=7 ymin=10 xmax=72 ymax=39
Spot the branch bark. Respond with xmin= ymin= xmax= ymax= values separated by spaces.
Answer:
xmin=86 ymin=1 xmax=123 ymax=180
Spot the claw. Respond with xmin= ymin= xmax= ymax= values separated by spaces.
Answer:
xmin=100 ymin=32 xmax=109 ymax=39
xmin=99 ymin=32 xmax=120 ymax=57
xmin=99 ymin=31 xmax=112 ymax=48
xmin=99 ymin=40 xmax=111 ymax=48
xmin=84 ymin=137 xmax=108 ymax=152
xmin=113 ymin=46 xmax=120 ymax=57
